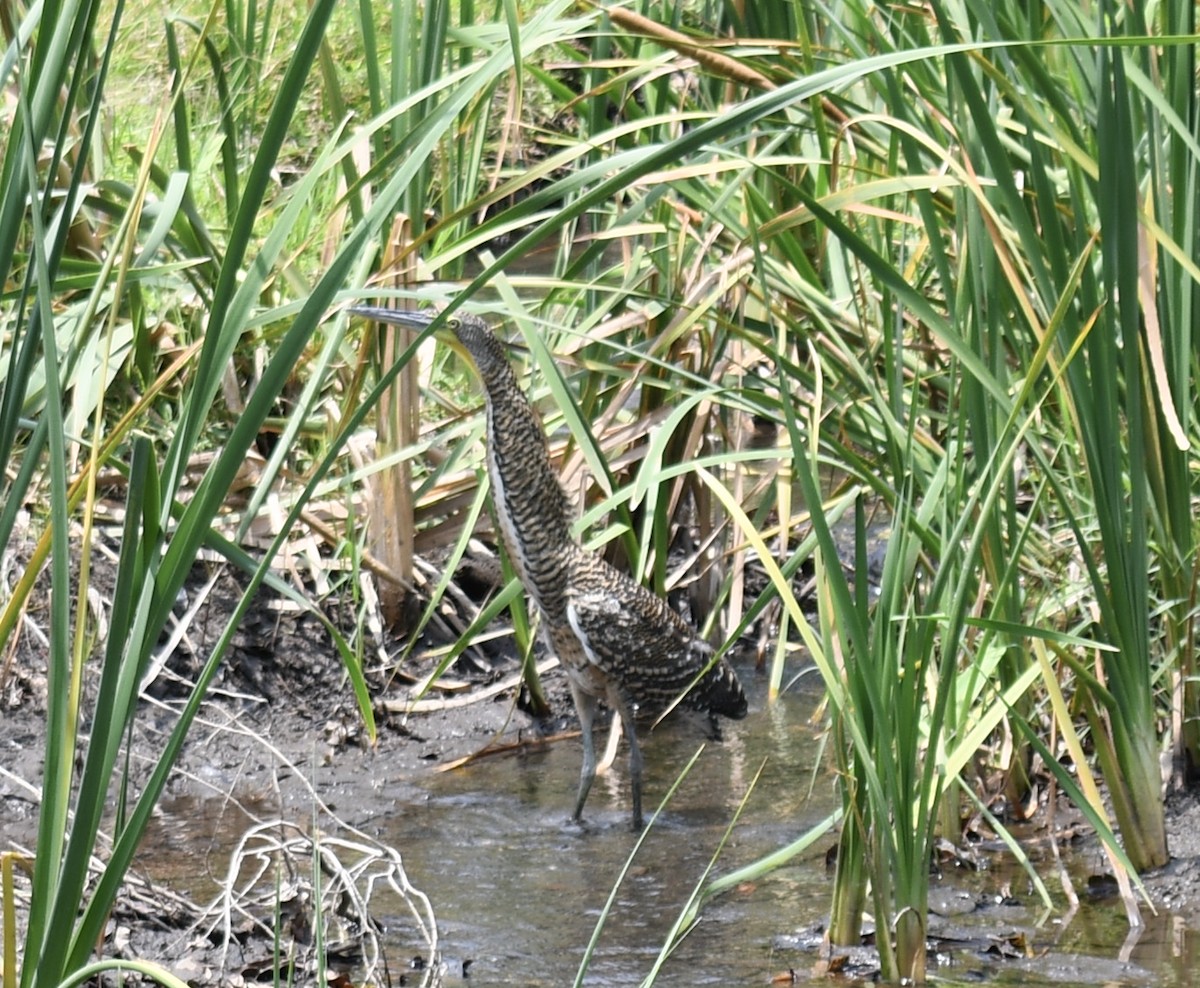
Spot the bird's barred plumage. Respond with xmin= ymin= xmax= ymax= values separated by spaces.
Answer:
xmin=563 ymin=546 xmax=747 ymax=719
xmin=350 ymin=306 xmax=748 ymax=826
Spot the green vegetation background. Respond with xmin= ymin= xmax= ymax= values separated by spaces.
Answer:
xmin=1 ymin=0 xmax=1197 ymax=983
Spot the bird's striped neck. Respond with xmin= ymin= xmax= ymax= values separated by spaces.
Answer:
xmin=462 ymin=337 xmax=575 ymax=616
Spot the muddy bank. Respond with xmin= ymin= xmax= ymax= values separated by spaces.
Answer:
xmin=3 ymin=557 xmax=1200 ymax=986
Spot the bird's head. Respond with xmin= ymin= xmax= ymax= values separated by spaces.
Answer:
xmin=348 ymin=305 xmax=508 ymax=377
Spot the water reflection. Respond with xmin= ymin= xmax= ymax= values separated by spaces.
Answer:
xmin=384 ymin=677 xmax=837 ymax=986
xmin=130 ymin=669 xmax=1200 ymax=988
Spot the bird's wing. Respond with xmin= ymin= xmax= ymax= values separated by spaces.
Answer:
xmin=564 ymin=571 xmax=714 ymax=708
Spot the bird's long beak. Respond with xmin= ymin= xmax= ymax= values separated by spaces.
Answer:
xmin=347 ymin=305 xmax=440 ymax=330
xmin=349 ymin=304 xmax=475 ymax=364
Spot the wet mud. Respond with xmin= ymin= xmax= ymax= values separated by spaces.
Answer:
xmin=3 ymin=557 xmax=1200 ymax=986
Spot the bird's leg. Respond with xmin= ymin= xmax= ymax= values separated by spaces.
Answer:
xmin=627 ymin=719 xmax=644 ymax=830
xmin=609 ymin=688 xmax=643 ymax=830
xmin=570 ymin=681 xmax=598 ymax=823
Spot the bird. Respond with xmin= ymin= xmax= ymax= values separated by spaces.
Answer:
xmin=350 ymin=305 xmax=748 ymax=827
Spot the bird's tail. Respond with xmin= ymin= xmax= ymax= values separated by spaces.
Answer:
xmin=691 ymin=658 xmax=748 ymax=719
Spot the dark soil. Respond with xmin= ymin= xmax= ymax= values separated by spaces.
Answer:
xmin=3 ymin=547 xmax=1200 ymax=986
xmin=0 ymin=546 xmax=554 ymax=984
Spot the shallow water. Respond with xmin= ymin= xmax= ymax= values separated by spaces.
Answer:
xmin=381 ymin=680 xmax=835 ymax=987
xmin=134 ymin=670 xmax=1200 ymax=988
